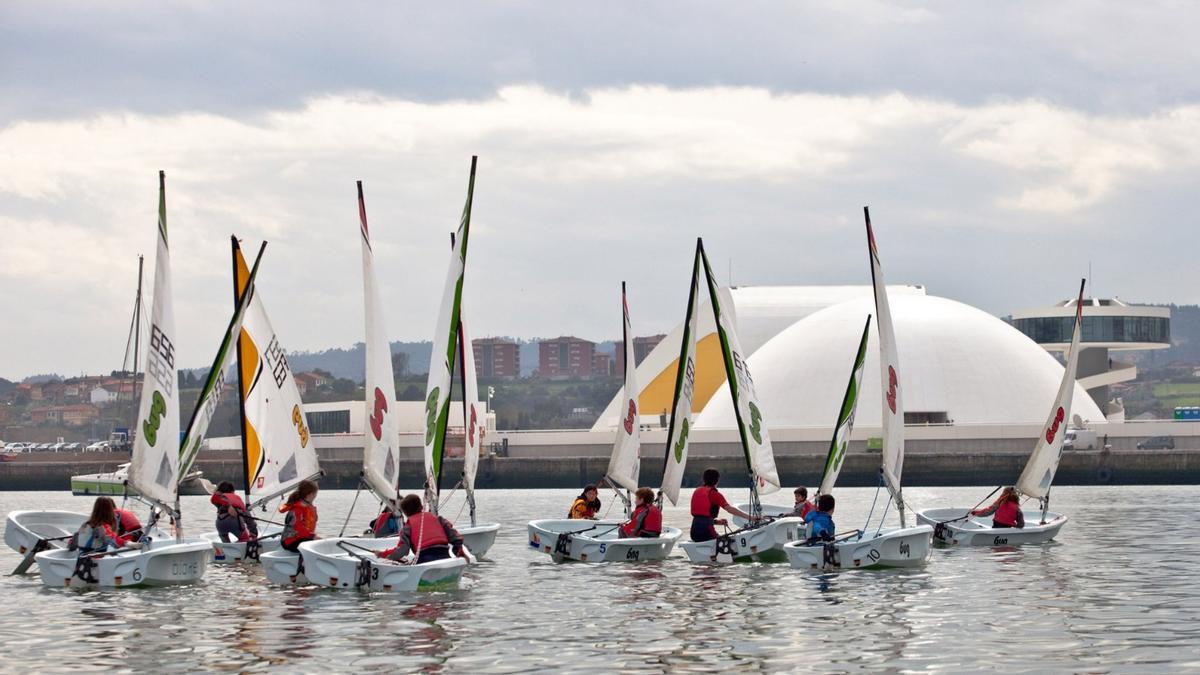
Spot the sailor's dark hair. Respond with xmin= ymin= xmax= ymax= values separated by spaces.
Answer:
xmin=400 ymin=493 xmax=423 ymax=517
xmin=216 ymin=481 xmax=236 ymax=493
xmin=702 ymin=468 xmax=720 ymax=487
xmin=817 ymin=494 xmax=835 ymax=512
xmin=794 ymin=487 xmax=808 ymax=498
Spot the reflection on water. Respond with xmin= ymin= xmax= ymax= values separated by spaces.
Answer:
xmin=3 ymin=486 xmax=1200 ymax=672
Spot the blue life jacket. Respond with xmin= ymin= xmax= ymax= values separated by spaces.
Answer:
xmin=804 ymin=510 xmax=835 ymax=539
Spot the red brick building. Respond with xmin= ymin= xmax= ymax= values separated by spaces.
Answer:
xmin=473 ymin=338 xmax=521 ymax=378
xmin=592 ymin=353 xmax=612 ymax=377
xmin=615 ymin=333 xmax=667 ymax=374
xmin=538 ymin=337 xmax=596 ymax=378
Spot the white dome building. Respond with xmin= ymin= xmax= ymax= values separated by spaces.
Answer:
xmin=696 ymin=294 xmax=1104 ymax=430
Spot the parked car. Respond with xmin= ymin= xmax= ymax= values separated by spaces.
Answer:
xmin=4 ymin=442 xmax=28 ymax=452
xmin=1063 ymin=428 xmax=1097 ymax=451
xmin=35 ymin=443 xmax=53 ymax=451
xmin=49 ymin=442 xmax=68 ymax=452
xmin=63 ymin=442 xmax=82 ymax=452
xmin=85 ymin=441 xmax=110 ymax=451
xmin=1137 ymin=436 xmax=1176 ymax=450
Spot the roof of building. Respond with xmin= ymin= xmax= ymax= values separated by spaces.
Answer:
xmin=696 ymin=294 xmax=1105 ymax=430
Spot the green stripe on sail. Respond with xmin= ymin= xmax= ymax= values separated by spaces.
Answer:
xmin=178 ymin=244 xmax=265 ymax=478
xmin=430 ymin=157 xmax=477 ymax=494
xmin=661 ymin=243 xmax=701 ymax=475
xmin=158 ymin=171 xmax=168 ymax=247
xmin=698 ymin=242 xmax=754 ymax=475
xmin=819 ymin=316 xmax=872 ymax=490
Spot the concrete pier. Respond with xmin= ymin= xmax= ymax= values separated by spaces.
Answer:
xmin=3 ymin=448 xmax=1198 ymax=491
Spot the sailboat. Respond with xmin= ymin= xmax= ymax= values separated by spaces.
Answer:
xmin=673 ymin=239 xmax=802 ymax=564
xmin=915 ymin=280 xmax=1083 ymax=546
xmin=527 ymin=282 xmax=683 ymax=563
xmin=36 ymin=172 xmax=259 ymax=587
xmin=784 ymin=207 xmax=933 ymax=570
xmin=297 ymin=165 xmax=480 ymax=591
xmin=454 ymin=316 xmax=502 ymax=556
xmin=201 ymin=237 xmax=323 ymax=564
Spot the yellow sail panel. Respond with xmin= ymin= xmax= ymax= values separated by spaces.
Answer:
xmin=234 ymin=245 xmax=252 ymax=298
xmin=638 ymin=333 xmax=726 ymax=416
xmin=244 ymin=421 xmax=264 ymax=488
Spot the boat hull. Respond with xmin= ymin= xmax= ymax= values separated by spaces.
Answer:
xmin=299 ymin=538 xmax=467 ymax=591
xmin=784 ymin=525 xmax=933 ymax=571
xmin=915 ymin=508 xmax=1067 ymax=546
xmin=679 ymin=516 xmax=805 ymax=564
xmin=261 ymin=549 xmax=309 ymax=586
xmin=202 ymin=524 xmax=285 ymax=563
xmin=459 ymin=522 xmax=501 ymax=559
xmin=34 ymin=539 xmax=211 ymax=588
xmin=5 ymin=510 xmax=87 ymax=565
xmin=527 ymin=519 xmax=681 ymax=563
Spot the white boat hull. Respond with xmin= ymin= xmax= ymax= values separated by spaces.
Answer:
xmin=5 ymin=510 xmax=87 ymax=565
xmin=260 ymin=549 xmax=309 ymax=586
xmin=459 ymin=522 xmax=501 ymax=559
xmin=299 ymin=538 xmax=467 ymax=591
xmin=526 ymin=519 xmax=682 ymax=563
xmin=201 ymin=524 xmax=285 ymax=563
xmin=783 ymin=525 xmax=933 ymax=570
xmin=679 ymin=515 xmax=805 ymax=564
xmin=34 ymin=539 xmax=211 ymax=588
xmin=915 ymin=507 xmax=1068 ymax=546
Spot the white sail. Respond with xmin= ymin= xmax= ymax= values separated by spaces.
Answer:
xmin=818 ymin=316 xmax=872 ymax=497
xmin=424 ymin=157 xmax=478 ymax=512
xmin=865 ymin=208 xmax=906 ymax=503
xmin=233 ymin=240 xmax=321 ymax=506
xmin=605 ymin=283 xmax=641 ymax=493
xmin=358 ymin=182 xmax=401 ymax=507
xmin=128 ymin=172 xmax=181 ymax=508
xmin=1016 ymin=280 xmax=1086 ymax=499
xmin=659 ymin=244 xmax=702 ymax=506
xmin=460 ymin=317 xmax=483 ymax=494
xmin=179 ymin=245 xmax=265 ymax=480
xmin=699 ymin=245 xmax=780 ymax=495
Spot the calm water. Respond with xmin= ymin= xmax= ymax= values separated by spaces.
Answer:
xmin=2 ymin=485 xmax=1199 ymax=673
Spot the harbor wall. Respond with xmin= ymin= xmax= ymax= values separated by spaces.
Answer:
xmin=4 ymin=449 xmax=1200 ymax=491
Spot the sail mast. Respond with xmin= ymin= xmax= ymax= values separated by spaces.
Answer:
xmin=818 ymin=316 xmax=872 ymax=497
xmin=865 ymin=206 xmax=907 ymax=527
xmin=1016 ymin=279 xmax=1087 ymax=509
xmin=698 ymin=239 xmax=779 ymax=516
xmin=658 ymin=241 xmax=702 ymax=506
xmin=358 ymin=181 xmax=401 ymax=510
xmin=231 ymin=237 xmax=253 ymax=502
xmin=605 ymin=281 xmax=641 ymax=501
xmin=424 ymin=156 xmax=477 ymax=515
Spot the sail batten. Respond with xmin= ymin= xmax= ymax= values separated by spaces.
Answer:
xmin=1016 ymin=279 xmax=1087 ymax=499
xmin=606 ymin=282 xmax=641 ymax=493
xmin=127 ymin=171 xmax=181 ymax=509
xmin=359 ymin=182 xmax=402 ymax=507
xmin=424 ymin=157 xmax=478 ymax=512
xmin=659 ymin=243 xmax=703 ymax=506
xmin=819 ymin=316 xmax=872 ymax=497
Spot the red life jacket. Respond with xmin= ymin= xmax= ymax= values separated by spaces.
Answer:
xmin=406 ymin=512 xmax=449 ymax=553
xmin=114 ymin=509 xmax=141 ymax=535
xmin=994 ymin=500 xmax=1021 ymax=527
xmin=621 ymin=504 xmax=661 ymax=537
xmin=212 ymin=492 xmax=248 ymax=516
xmin=691 ymin=486 xmax=721 ymax=517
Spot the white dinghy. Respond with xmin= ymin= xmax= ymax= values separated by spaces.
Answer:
xmin=528 ymin=283 xmax=683 ymax=563
xmin=302 ymin=163 xmax=482 ymax=590
xmin=37 ymin=173 xmax=257 ymax=587
xmin=916 ymin=280 xmax=1085 ymax=546
xmin=299 ymin=538 xmax=466 ymax=591
xmin=785 ymin=209 xmax=932 ymax=571
xmin=261 ymin=548 xmax=308 ymax=586
xmin=202 ymin=237 xmax=322 ymax=564
xmin=645 ymin=240 xmax=797 ymax=564
xmin=5 ymin=510 xmax=88 ymax=574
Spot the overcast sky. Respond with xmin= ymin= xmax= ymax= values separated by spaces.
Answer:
xmin=2 ymin=1 xmax=1198 ymax=380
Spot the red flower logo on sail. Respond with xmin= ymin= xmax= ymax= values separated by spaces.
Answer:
xmin=623 ymin=399 xmax=637 ymax=435
xmin=467 ymin=405 xmax=477 ymax=446
xmin=1045 ymin=406 xmax=1065 ymax=444
xmin=886 ymin=366 xmax=898 ymax=414
xmin=369 ymin=387 xmax=388 ymax=441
